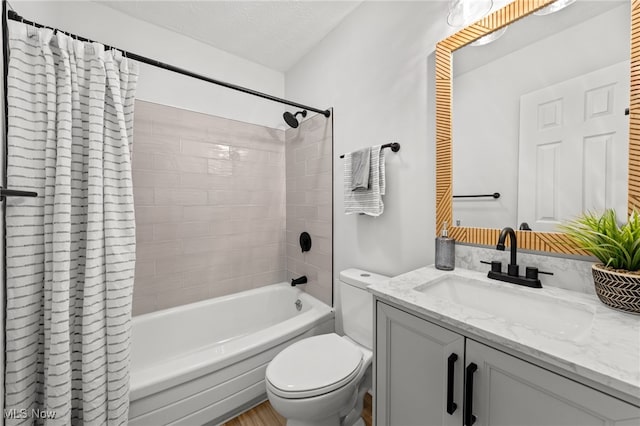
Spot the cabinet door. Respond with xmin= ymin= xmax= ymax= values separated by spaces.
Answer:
xmin=465 ymin=339 xmax=640 ymax=426
xmin=376 ymin=302 xmax=464 ymax=426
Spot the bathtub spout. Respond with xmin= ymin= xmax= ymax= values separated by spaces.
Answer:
xmin=291 ymin=276 xmax=308 ymax=286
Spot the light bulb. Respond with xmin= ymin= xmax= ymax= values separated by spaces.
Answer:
xmin=447 ymin=0 xmax=493 ymax=27
xmin=533 ymin=0 xmax=576 ymax=16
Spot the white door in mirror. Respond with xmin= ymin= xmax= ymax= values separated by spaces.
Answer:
xmin=518 ymin=60 xmax=629 ymax=232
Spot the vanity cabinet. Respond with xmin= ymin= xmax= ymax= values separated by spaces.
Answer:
xmin=375 ymin=301 xmax=464 ymax=426
xmin=375 ymin=302 xmax=640 ymax=426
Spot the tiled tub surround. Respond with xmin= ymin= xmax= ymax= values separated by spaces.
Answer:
xmin=368 ymin=266 xmax=640 ymax=406
xmin=132 ymin=101 xmax=286 ymax=315
xmin=285 ymin=113 xmax=333 ymax=305
xmin=456 ymin=244 xmax=595 ymax=295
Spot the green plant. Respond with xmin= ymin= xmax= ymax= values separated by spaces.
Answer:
xmin=560 ymin=209 xmax=640 ymax=272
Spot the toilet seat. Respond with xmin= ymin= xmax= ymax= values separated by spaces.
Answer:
xmin=266 ymin=333 xmax=364 ymax=399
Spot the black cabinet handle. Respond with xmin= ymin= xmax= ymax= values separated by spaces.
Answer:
xmin=446 ymin=353 xmax=458 ymax=414
xmin=464 ymin=363 xmax=478 ymax=425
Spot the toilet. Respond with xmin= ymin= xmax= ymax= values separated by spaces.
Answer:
xmin=265 ymin=269 xmax=389 ymax=426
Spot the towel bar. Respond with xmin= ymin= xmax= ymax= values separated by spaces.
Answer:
xmin=0 ymin=187 xmax=38 ymax=201
xmin=339 ymin=142 xmax=400 ymax=159
xmin=453 ymin=193 xmax=500 ymax=199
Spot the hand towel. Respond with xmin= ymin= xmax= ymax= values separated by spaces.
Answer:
xmin=344 ymin=145 xmax=386 ymax=216
xmin=350 ymin=147 xmax=371 ymax=190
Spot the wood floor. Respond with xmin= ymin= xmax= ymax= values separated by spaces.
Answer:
xmin=223 ymin=401 xmax=286 ymax=426
xmin=362 ymin=392 xmax=373 ymax=426
xmin=224 ymin=393 xmax=373 ymax=426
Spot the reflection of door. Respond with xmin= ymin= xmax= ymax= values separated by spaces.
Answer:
xmin=518 ymin=61 xmax=629 ymax=232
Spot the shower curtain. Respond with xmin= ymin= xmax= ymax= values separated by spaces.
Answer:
xmin=4 ymin=24 xmax=138 ymax=425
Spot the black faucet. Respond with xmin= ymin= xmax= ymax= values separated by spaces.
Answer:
xmin=496 ymin=227 xmax=519 ymax=277
xmin=486 ymin=227 xmax=543 ymax=288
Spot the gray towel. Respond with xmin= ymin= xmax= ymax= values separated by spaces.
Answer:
xmin=344 ymin=145 xmax=386 ymax=216
xmin=350 ymin=147 xmax=371 ymax=191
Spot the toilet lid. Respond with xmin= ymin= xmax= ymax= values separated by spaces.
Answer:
xmin=266 ymin=333 xmax=363 ymax=398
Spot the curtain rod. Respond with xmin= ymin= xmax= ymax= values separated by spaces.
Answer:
xmin=6 ymin=9 xmax=331 ymax=118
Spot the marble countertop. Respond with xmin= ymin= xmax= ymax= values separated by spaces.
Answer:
xmin=368 ymin=266 xmax=640 ymax=404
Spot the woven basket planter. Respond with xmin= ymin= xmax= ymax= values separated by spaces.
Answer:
xmin=592 ymin=264 xmax=640 ymax=314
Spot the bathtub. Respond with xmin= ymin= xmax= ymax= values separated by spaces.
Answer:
xmin=128 ymin=283 xmax=334 ymax=425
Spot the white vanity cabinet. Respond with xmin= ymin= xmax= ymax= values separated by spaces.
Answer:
xmin=375 ymin=301 xmax=640 ymax=426
xmin=375 ymin=301 xmax=464 ymax=426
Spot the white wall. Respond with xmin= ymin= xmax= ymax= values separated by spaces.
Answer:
xmin=286 ymin=1 xmax=452 ymax=282
xmin=10 ymin=0 xmax=286 ymax=129
xmin=285 ymin=1 xmax=604 ymax=334
xmin=453 ymin=5 xmax=629 ymax=229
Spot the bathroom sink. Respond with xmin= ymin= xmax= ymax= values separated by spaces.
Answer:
xmin=413 ymin=275 xmax=594 ymax=340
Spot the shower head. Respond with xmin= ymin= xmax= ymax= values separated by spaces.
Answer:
xmin=283 ymin=110 xmax=307 ymax=128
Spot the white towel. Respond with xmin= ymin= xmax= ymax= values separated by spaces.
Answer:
xmin=350 ymin=147 xmax=371 ymax=190
xmin=344 ymin=145 xmax=386 ymax=216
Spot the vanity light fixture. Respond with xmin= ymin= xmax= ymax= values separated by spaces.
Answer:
xmin=470 ymin=26 xmax=508 ymax=46
xmin=447 ymin=0 xmax=508 ymax=46
xmin=533 ymin=0 xmax=576 ymax=16
xmin=446 ymin=0 xmax=492 ymax=27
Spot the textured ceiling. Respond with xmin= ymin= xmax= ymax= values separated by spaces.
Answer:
xmin=97 ymin=1 xmax=363 ymax=72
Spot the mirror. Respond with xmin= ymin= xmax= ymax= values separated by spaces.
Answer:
xmin=435 ymin=0 xmax=640 ymax=255
xmin=452 ymin=1 xmax=629 ymax=231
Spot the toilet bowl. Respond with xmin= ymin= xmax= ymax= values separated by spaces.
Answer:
xmin=266 ymin=333 xmax=372 ymax=426
xmin=265 ymin=269 xmax=389 ymax=426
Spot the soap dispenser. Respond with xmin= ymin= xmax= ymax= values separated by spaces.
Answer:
xmin=435 ymin=221 xmax=455 ymax=271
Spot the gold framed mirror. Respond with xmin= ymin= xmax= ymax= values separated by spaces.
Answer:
xmin=435 ymin=0 xmax=640 ymax=255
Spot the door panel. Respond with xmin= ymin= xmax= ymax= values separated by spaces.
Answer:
xmin=518 ymin=61 xmax=629 ymax=231
xmin=375 ymin=302 xmax=464 ymax=426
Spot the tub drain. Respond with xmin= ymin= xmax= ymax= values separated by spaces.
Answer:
xmin=295 ymin=299 xmax=302 ymax=311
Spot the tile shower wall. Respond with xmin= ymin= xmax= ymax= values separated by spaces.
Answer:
xmin=285 ymin=113 xmax=333 ymax=305
xmin=132 ymin=101 xmax=286 ymax=315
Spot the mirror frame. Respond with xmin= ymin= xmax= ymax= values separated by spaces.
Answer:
xmin=435 ymin=0 xmax=640 ymax=255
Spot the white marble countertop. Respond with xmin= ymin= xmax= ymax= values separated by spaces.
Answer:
xmin=368 ymin=265 xmax=640 ymax=405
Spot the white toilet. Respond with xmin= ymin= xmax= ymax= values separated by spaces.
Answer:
xmin=265 ymin=269 xmax=389 ymax=426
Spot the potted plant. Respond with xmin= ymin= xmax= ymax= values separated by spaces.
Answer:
xmin=560 ymin=209 xmax=640 ymax=314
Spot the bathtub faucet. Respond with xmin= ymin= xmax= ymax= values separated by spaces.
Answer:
xmin=291 ymin=276 xmax=308 ymax=286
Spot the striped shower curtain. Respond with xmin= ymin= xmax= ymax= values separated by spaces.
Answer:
xmin=4 ymin=24 xmax=138 ymax=425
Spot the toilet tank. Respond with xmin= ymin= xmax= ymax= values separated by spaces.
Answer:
xmin=339 ymin=269 xmax=390 ymax=350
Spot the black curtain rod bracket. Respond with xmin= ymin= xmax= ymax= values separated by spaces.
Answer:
xmin=339 ymin=142 xmax=400 ymax=159
xmin=453 ymin=192 xmax=500 ymax=199
xmin=6 ymin=10 xmax=331 ymax=118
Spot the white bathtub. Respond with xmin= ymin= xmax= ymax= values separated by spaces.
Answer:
xmin=128 ymin=283 xmax=334 ymax=425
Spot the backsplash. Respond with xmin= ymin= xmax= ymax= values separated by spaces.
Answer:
xmin=132 ymin=101 xmax=286 ymax=315
xmin=285 ymin=113 xmax=333 ymax=305
xmin=456 ymin=244 xmax=595 ymax=295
